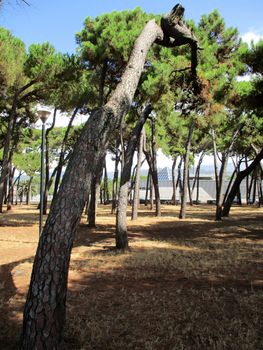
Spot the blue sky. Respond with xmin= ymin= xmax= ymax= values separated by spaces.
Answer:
xmin=1 ymin=0 xmax=263 ymax=53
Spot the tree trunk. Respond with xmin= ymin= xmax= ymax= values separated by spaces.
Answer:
xmin=0 ymin=97 xmax=18 ymax=213
xmin=131 ymin=128 xmax=144 ymax=220
xmin=111 ymin=142 xmax=120 ymax=214
xmin=222 ymin=148 xmax=263 ymax=216
xmin=88 ymin=160 xmax=104 ymax=227
xmin=145 ymin=169 xmax=150 ymax=206
xmin=215 ymin=125 xmax=243 ymax=220
xmin=20 ymin=20 xmax=164 ymax=349
xmin=215 ymin=153 xmax=229 ymax=220
xmin=171 ymin=157 xmax=177 ymax=204
xmin=211 ymin=128 xmax=220 ymax=204
xmin=7 ymin=162 xmax=15 ymax=211
xmin=192 ymin=151 xmax=204 ymax=204
xmin=116 ymin=107 xmax=150 ymax=248
xmin=26 ymin=177 xmax=33 ymax=205
xmin=103 ymin=161 xmax=110 ymax=204
xmin=53 ymin=108 xmax=78 ymax=200
xmin=43 ymin=109 xmax=57 ymax=214
xmin=15 ymin=171 xmax=23 ymax=205
xmin=179 ymin=122 xmax=194 ymax=219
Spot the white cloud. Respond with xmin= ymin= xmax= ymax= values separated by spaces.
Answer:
xmin=242 ymin=30 xmax=263 ymax=45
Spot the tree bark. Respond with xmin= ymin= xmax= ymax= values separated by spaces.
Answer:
xmin=222 ymin=148 xmax=263 ymax=216
xmin=20 ymin=20 xmax=164 ymax=349
xmin=116 ymin=106 xmax=150 ymax=248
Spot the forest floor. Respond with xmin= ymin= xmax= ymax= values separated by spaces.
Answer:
xmin=0 ymin=204 xmax=263 ymax=349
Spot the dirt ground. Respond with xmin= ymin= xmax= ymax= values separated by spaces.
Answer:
xmin=0 ymin=204 xmax=263 ymax=349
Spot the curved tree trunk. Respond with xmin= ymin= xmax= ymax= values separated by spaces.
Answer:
xmin=20 ymin=20 xmax=164 ymax=349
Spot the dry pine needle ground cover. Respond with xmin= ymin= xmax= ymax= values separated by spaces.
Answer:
xmin=0 ymin=204 xmax=262 ymax=349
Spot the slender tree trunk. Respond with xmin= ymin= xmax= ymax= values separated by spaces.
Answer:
xmin=211 ymin=128 xmax=220 ymax=204
xmin=187 ymin=168 xmax=193 ymax=206
xmin=111 ymin=143 xmax=120 ymax=214
xmin=88 ymin=160 xmax=104 ymax=227
xmin=131 ymin=129 xmax=144 ymax=220
xmin=7 ymin=163 xmax=15 ymax=210
xmin=191 ymin=151 xmax=204 ymax=203
xmin=215 ymin=153 xmax=229 ymax=220
xmin=103 ymin=162 xmax=110 ymax=204
xmin=176 ymin=156 xmax=183 ymax=203
xmin=171 ymin=157 xmax=177 ymax=205
xmin=53 ymin=108 xmax=78 ymax=200
xmin=20 ymin=20 xmax=164 ymax=349
xmin=26 ymin=177 xmax=33 ymax=205
xmin=15 ymin=171 xmax=23 ymax=205
xmin=0 ymin=97 xmax=18 ymax=212
xmin=43 ymin=109 xmax=57 ymax=214
xmin=116 ymin=107 xmax=150 ymax=248
xmin=179 ymin=122 xmax=194 ymax=219
xmin=215 ymin=125 xmax=244 ymax=220
xmin=145 ymin=169 xmax=150 ymax=206
xmin=222 ymin=148 xmax=263 ymax=216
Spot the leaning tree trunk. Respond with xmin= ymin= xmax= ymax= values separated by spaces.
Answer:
xmin=222 ymin=148 xmax=263 ymax=217
xmin=116 ymin=107 xmax=150 ymax=248
xmin=215 ymin=125 xmax=243 ymax=220
xmin=20 ymin=20 xmax=164 ymax=349
xmin=179 ymin=122 xmax=194 ymax=219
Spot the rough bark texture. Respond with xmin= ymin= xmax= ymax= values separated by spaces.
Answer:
xmin=222 ymin=148 xmax=263 ymax=217
xmin=20 ymin=20 xmax=164 ymax=349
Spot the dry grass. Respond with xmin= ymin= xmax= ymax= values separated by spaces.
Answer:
xmin=0 ymin=204 xmax=262 ymax=349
